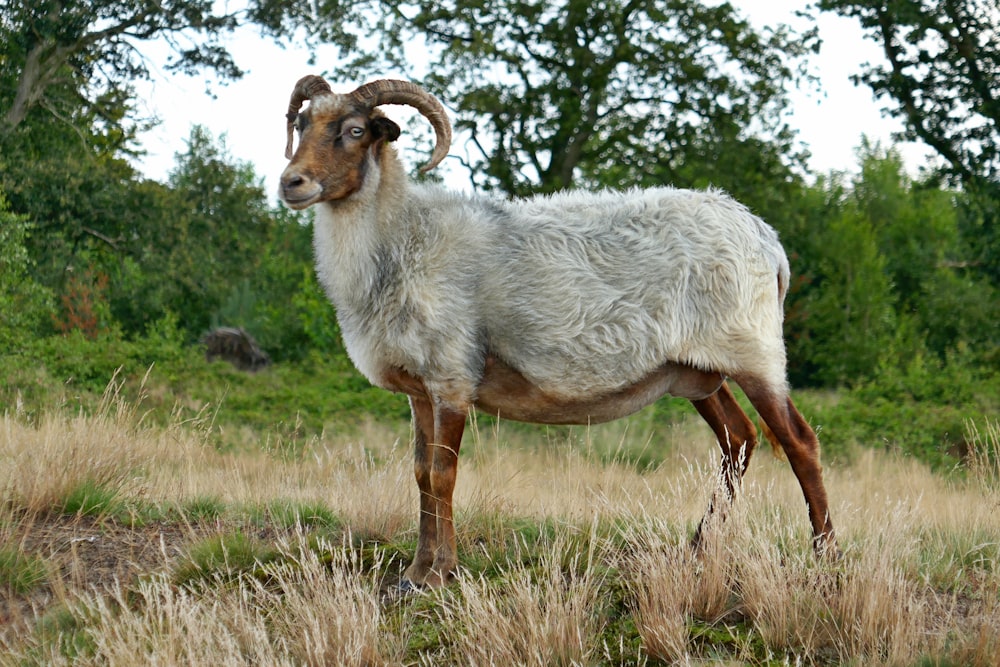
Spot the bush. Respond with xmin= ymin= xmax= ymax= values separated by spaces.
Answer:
xmin=0 ymin=198 xmax=53 ymax=348
xmin=798 ymin=353 xmax=999 ymax=470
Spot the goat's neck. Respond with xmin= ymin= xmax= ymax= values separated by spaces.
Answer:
xmin=312 ymin=147 xmax=409 ymax=309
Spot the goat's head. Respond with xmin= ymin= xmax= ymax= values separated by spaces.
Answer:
xmin=279 ymin=76 xmax=451 ymax=209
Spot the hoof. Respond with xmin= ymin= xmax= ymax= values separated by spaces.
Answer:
xmin=397 ymin=578 xmax=424 ymax=595
xmin=813 ymin=533 xmax=842 ymax=562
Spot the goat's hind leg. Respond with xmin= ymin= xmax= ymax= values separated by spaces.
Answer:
xmin=690 ymin=381 xmax=759 ymax=550
xmin=735 ymin=376 xmax=838 ymax=557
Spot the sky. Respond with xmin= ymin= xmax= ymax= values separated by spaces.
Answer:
xmin=131 ymin=0 xmax=932 ymax=199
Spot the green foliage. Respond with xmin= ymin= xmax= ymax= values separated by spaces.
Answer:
xmin=173 ymin=531 xmax=279 ymax=587
xmin=798 ymin=352 xmax=998 ymax=470
xmin=59 ymin=479 xmax=123 ymax=517
xmin=1 ymin=329 xmax=409 ymax=444
xmin=289 ymin=267 xmax=345 ymax=355
xmin=818 ymin=0 xmax=1000 ymax=285
xmin=149 ymin=126 xmax=279 ymax=336
xmin=0 ymin=197 xmax=53 ymax=348
xmin=817 ymin=0 xmax=999 ymax=186
xmin=781 ymin=145 xmax=999 ymax=387
xmin=0 ymin=548 xmax=48 ymax=594
xmin=320 ymin=0 xmax=816 ymax=196
xmin=0 ymin=0 xmax=242 ymax=137
xmin=795 ymin=197 xmax=899 ymax=386
xmin=20 ymin=330 xmax=179 ymax=397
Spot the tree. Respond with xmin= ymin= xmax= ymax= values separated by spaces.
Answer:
xmin=817 ymin=0 xmax=1000 ymax=280
xmin=145 ymin=126 xmax=277 ymax=335
xmin=0 ymin=0 xmax=241 ymax=136
xmin=784 ymin=175 xmax=901 ymax=387
xmin=0 ymin=197 xmax=54 ymax=348
xmin=781 ymin=145 xmax=1000 ymax=386
xmin=296 ymin=0 xmax=818 ymax=197
xmin=0 ymin=111 xmax=144 ymax=307
xmin=817 ymin=0 xmax=999 ymax=185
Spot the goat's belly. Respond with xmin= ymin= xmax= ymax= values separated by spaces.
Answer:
xmin=474 ymin=357 xmax=724 ymax=425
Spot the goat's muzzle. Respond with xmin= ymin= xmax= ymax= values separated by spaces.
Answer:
xmin=278 ymin=170 xmax=322 ymax=210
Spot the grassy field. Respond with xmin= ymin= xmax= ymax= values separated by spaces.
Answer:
xmin=1 ymin=378 xmax=998 ymax=665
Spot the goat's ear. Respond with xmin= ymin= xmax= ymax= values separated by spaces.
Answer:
xmin=370 ymin=117 xmax=401 ymax=143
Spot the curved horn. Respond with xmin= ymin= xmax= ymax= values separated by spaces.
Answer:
xmin=285 ymin=75 xmax=334 ymax=159
xmin=349 ymin=79 xmax=452 ymax=172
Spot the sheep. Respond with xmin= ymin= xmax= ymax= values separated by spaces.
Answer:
xmin=203 ymin=327 xmax=271 ymax=372
xmin=278 ymin=75 xmax=838 ymax=589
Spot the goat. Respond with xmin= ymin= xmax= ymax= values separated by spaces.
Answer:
xmin=279 ymin=75 xmax=837 ymax=589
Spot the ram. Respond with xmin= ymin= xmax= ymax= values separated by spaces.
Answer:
xmin=279 ymin=75 xmax=837 ymax=589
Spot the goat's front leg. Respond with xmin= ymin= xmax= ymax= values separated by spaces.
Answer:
xmin=402 ymin=396 xmax=437 ymax=589
xmin=424 ymin=402 xmax=467 ymax=588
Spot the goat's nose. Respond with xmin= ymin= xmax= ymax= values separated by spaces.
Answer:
xmin=278 ymin=169 xmax=321 ymax=208
xmin=281 ymin=172 xmax=306 ymax=189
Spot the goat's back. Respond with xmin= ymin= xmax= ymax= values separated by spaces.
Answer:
xmin=479 ymin=187 xmax=790 ymax=397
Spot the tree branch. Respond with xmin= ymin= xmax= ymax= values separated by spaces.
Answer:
xmin=874 ymin=9 xmax=975 ymax=183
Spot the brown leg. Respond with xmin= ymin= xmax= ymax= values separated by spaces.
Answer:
xmin=402 ymin=396 xmax=438 ymax=587
xmin=690 ymin=381 xmax=759 ymax=548
xmin=424 ymin=403 xmax=467 ymax=588
xmin=735 ymin=376 xmax=837 ymax=556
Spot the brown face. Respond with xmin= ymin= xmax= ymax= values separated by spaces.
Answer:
xmin=279 ymin=96 xmax=400 ymax=209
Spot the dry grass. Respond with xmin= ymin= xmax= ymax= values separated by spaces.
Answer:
xmin=1 ymin=386 xmax=998 ymax=665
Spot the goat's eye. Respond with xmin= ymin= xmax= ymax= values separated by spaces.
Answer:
xmin=349 ymin=126 xmax=365 ymax=138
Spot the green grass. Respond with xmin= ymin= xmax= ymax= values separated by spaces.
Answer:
xmin=59 ymin=479 xmax=123 ymax=518
xmin=172 ymin=531 xmax=280 ymax=587
xmin=181 ymin=495 xmax=227 ymax=522
xmin=4 ymin=332 xmax=998 ymax=472
xmin=252 ymin=499 xmax=343 ymax=530
xmin=34 ymin=604 xmax=96 ymax=662
xmin=0 ymin=548 xmax=47 ymax=594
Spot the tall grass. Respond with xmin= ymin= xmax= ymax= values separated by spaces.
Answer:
xmin=967 ymin=418 xmax=1000 ymax=491
xmin=1 ymin=373 xmax=146 ymax=517
xmin=1 ymin=385 xmax=998 ymax=664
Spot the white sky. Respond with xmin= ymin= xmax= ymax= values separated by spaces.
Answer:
xmin=132 ymin=0 xmax=934 ymax=198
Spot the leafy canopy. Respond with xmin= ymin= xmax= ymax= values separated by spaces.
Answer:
xmin=292 ymin=0 xmax=819 ymax=197
xmin=0 ymin=0 xmax=242 ymax=137
xmin=818 ymin=0 xmax=1000 ymax=282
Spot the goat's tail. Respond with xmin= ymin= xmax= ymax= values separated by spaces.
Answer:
xmin=776 ymin=253 xmax=791 ymax=317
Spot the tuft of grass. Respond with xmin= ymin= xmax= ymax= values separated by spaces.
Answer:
xmin=0 ymin=373 xmax=144 ymax=516
xmin=58 ymin=478 xmax=122 ymax=518
xmin=436 ymin=537 xmax=608 ymax=666
xmin=172 ymin=531 xmax=278 ymax=587
xmin=254 ymin=499 xmax=342 ymax=530
xmin=0 ymin=547 xmax=48 ymax=594
xmin=262 ymin=540 xmax=409 ymax=665
xmin=966 ymin=418 xmax=1000 ymax=491
xmin=33 ymin=603 xmax=98 ymax=662
xmin=25 ymin=543 xmax=409 ymax=666
xmin=625 ymin=538 xmax=697 ymax=664
xmin=180 ymin=495 xmax=227 ymax=522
